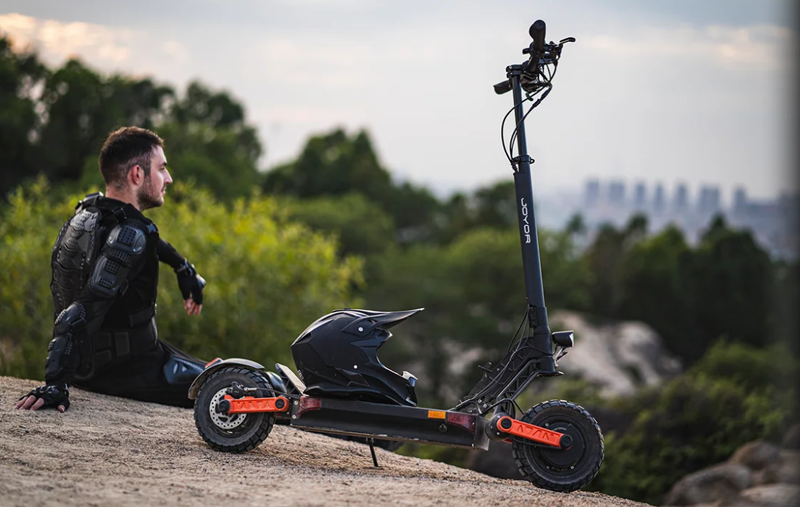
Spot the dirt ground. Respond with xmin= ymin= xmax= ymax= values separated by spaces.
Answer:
xmin=1 ymin=376 xmax=649 ymax=507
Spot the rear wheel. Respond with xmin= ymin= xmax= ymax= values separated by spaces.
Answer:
xmin=194 ymin=367 xmax=276 ymax=453
xmin=511 ymin=400 xmax=604 ymax=492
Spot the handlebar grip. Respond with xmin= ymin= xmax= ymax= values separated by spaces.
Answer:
xmin=494 ymin=80 xmax=512 ymax=95
xmin=529 ymin=20 xmax=546 ymax=52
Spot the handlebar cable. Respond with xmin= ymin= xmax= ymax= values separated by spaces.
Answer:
xmin=507 ymin=85 xmax=550 ymax=163
xmin=500 ymin=95 xmax=532 ymax=164
xmin=454 ymin=308 xmax=534 ymax=411
xmin=505 ymin=43 xmax=566 ymax=162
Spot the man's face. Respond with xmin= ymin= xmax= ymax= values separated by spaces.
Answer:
xmin=137 ymin=146 xmax=172 ymax=210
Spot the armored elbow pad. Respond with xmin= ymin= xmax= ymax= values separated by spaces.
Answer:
xmin=88 ymin=224 xmax=147 ymax=297
xmin=45 ymin=303 xmax=88 ymax=384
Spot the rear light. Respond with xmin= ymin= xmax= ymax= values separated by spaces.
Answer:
xmin=205 ymin=358 xmax=222 ymax=369
xmin=445 ymin=412 xmax=477 ymax=434
xmin=297 ymin=396 xmax=323 ymax=417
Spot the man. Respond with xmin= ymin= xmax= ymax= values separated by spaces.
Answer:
xmin=15 ymin=126 xmax=207 ymax=412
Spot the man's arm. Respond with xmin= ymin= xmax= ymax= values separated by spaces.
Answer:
xmin=15 ymin=223 xmax=149 ymax=411
xmin=157 ymin=238 xmax=205 ymax=315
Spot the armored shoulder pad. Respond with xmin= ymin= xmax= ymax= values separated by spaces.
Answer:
xmin=107 ymin=223 xmax=147 ymax=254
xmin=76 ymin=191 xmax=103 ymax=210
xmin=87 ymin=223 xmax=148 ymax=297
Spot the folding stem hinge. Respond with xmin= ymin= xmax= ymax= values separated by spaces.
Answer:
xmin=528 ymin=306 xmax=539 ymax=328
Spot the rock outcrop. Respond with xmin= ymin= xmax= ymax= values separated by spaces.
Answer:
xmin=550 ymin=310 xmax=682 ymax=398
xmin=663 ymin=431 xmax=800 ymax=507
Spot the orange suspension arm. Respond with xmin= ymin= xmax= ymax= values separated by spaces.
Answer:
xmin=496 ymin=416 xmax=568 ymax=448
xmin=225 ymin=395 xmax=290 ymax=414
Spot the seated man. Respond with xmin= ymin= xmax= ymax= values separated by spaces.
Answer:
xmin=16 ymin=126 xmax=207 ymax=412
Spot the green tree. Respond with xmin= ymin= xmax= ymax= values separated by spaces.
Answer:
xmin=617 ymin=225 xmax=697 ymax=360
xmin=584 ymin=215 xmax=648 ymax=318
xmin=0 ymin=36 xmax=48 ymax=198
xmin=263 ymin=128 xmax=440 ymax=241
xmin=688 ymin=215 xmax=774 ymax=351
xmin=281 ymin=193 xmax=395 ymax=258
xmin=590 ymin=340 xmax=797 ymax=505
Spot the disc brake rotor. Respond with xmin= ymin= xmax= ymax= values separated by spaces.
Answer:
xmin=209 ymin=388 xmax=247 ymax=430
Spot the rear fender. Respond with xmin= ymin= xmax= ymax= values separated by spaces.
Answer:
xmin=187 ymin=358 xmax=265 ymax=400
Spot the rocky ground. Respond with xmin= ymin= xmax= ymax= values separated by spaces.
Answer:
xmin=0 ymin=376 xmax=650 ymax=507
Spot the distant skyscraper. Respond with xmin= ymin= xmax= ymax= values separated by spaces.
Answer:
xmin=698 ymin=185 xmax=721 ymax=215
xmin=608 ymin=180 xmax=626 ymax=206
xmin=633 ymin=182 xmax=647 ymax=209
xmin=584 ymin=179 xmax=600 ymax=208
xmin=653 ymin=183 xmax=665 ymax=213
xmin=733 ymin=187 xmax=747 ymax=216
xmin=673 ymin=183 xmax=689 ymax=213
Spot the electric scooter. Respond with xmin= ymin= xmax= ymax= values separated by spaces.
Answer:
xmin=189 ymin=20 xmax=604 ymax=493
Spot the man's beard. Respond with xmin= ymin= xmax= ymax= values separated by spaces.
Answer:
xmin=137 ymin=177 xmax=164 ymax=210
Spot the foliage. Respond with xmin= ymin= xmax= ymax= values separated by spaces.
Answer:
xmin=280 ymin=193 xmax=395 ymax=258
xmin=0 ymin=36 xmax=261 ymax=202
xmin=0 ymin=36 xmax=48 ymax=197
xmin=0 ymin=180 xmax=362 ymax=380
xmin=262 ymin=128 xmax=441 ymax=241
xmin=588 ymin=340 xmax=798 ymax=505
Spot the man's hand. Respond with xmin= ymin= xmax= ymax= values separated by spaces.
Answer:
xmin=175 ymin=260 xmax=205 ymax=316
xmin=184 ymin=298 xmax=202 ymax=316
xmin=15 ymin=383 xmax=70 ymax=412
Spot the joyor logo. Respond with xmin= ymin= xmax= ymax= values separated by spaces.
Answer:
xmin=520 ymin=198 xmax=531 ymax=244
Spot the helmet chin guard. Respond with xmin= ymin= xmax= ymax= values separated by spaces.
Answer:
xmin=291 ymin=309 xmax=423 ymax=406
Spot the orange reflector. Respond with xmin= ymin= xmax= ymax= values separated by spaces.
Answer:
xmin=427 ymin=410 xmax=446 ymax=419
xmin=205 ymin=357 xmax=222 ymax=369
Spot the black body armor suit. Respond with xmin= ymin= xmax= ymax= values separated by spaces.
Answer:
xmin=47 ymin=193 xmax=204 ymax=407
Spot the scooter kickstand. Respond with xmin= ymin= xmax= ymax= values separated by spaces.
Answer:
xmin=367 ymin=438 xmax=379 ymax=467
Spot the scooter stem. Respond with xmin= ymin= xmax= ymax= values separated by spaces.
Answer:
xmin=509 ymin=66 xmax=555 ymax=371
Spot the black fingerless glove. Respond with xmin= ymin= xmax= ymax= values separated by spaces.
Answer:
xmin=175 ymin=259 xmax=206 ymax=305
xmin=20 ymin=383 xmax=70 ymax=411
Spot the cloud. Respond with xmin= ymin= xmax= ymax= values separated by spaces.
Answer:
xmin=0 ymin=12 xmax=134 ymax=64
xmin=586 ymin=22 xmax=794 ymax=71
xmin=0 ymin=13 xmax=190 ymax=70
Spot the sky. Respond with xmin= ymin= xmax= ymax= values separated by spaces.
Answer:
xmin=0 ymin=0 xmax=796 ymax=203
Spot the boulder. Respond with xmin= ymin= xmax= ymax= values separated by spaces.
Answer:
xmin=728 ymin=440 xmax=780 ymax=471
xmin=550 ymin=311 xmax=682 ymax=398
xmin=663 ymin=463 xmax=753 ymax=505
xmin=739 ymin=484 xmax=800 ymax=507
xmin=772 ymin=450 xmax=800 ymax=484
xmin=781 ymin=424 xmax=800 ymax=450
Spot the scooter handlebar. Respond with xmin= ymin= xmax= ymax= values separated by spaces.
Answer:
xmin=529 ymin=20 xmax=546 ymax=53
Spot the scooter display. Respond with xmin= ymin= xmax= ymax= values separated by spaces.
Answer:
xmin=190 ymin=20 xmax=604 ymax=493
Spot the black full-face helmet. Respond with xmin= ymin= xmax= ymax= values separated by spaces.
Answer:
xmin=290 ymin=309 xmax=422 ymax=406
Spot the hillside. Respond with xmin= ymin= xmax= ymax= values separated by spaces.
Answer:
xmin=1 ymin=376 xmax=649 ymax=507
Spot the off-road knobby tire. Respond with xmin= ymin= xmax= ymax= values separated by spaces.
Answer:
xmin=511 ymin=400 xmax=604 ymax=492
xmin=194 ymin=367 xmax=275 ymax=453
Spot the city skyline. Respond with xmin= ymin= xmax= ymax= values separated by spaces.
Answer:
xmin=578 ymin=177 xmax=797 ymax=211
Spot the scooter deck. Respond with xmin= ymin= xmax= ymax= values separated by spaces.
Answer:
xmin=289 ymin=396 xmax=491 ymax=450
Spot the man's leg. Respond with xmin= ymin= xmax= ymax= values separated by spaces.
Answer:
xmin=74 ymin=340 xmax=205 ymax=408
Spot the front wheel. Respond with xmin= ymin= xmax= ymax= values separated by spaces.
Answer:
xmin=194 ymin=367 xmax=276 ymax=453
xmin=511 ymin=400 xmax=604 ymax=492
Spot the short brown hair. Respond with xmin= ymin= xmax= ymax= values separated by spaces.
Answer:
xmin=99 ymin=127 xmax=164 ymax=188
